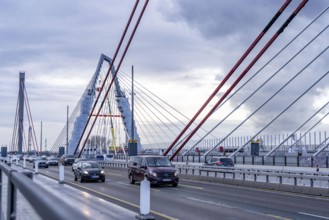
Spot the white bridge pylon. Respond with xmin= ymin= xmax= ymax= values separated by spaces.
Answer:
xmin=51 ymin=54 xmax=141 ymax=155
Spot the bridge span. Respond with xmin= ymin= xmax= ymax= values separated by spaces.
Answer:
xmin=2 ymin=159 xmax=329 ymax=220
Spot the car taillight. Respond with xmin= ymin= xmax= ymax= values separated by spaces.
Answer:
xmin=216 ymin=162 xmax=223 ymax=165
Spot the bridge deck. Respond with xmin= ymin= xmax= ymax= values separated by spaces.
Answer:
xmin=10 ymin=164 xmax=137 ymax=219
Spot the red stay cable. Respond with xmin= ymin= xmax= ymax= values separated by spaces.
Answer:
xmin=169 ymin=0 xmax=308 ymax=160
xmin=78 ymin=1 xmax=150 ymax=157
xmin=164 ymin=0 xmax=293 ymax=156
xmin=74 ymin=0 xmax=141 ymax=155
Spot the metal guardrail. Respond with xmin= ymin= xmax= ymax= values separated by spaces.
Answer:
xmin=99 ymin=160 xmax=329 ymax=188
xmin=0 ymin=161 xmax=87 ymax=220
xmin=113 ymin=155 xmax=329 ymax=168
xmin=175 ymin=164 xmax=329 ymax=188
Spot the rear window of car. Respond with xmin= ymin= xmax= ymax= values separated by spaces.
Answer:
xmin=220 ymin=158 xmax=233 ymax=163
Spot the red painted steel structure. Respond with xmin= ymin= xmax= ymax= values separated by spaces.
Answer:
xmin=163 ymin=0 xmax=293 ymax=157
xmin=168 ymin=0 xmax=308 ymax=160
xmin=76 ymin=0 xmax=150 ymax=157
xmin=90 ymin=114 xmax=122 ymax=117
xmin=73 ymin=0 xmax=140 ymax=155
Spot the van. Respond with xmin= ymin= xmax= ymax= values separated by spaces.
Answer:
xmin=128 ymin=155 xmax=179 ymax=187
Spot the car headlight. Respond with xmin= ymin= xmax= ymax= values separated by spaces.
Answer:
xmin=174 ymin=171 xmax=179 ymax=177
xmin=101 ymin=170 xmax=105 ymax=174
xmin=149 ymin=170 xmax=157 ymax=177
xmin=82 ymin=170 xmax=89 ymax=175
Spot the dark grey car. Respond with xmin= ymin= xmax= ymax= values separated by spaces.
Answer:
xmin=73 ymin=161 xmax=105 ymax=183
xmin=205 ymin=156 xmax=235 ymax=167
xmin=128 ymin=156 xmax=179 ymax=187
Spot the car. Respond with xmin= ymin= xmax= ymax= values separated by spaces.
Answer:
xmin=128 ymin=155 xmax=179 ymax=187
xmin=105 ymin=154 xmax=114 ymax=161
xmin=72 ymin=158 xmax=88 ymax=171
xmin=95 ymin=155 xmax=105 ymax=161
xmin=60 ymin=155 xmax=76 ymax=166
xmin=11 ymin=154 xmax=22 ymax=161
xmin=28 ymin=155 xmax=37 ymax=163
xmin=204 ymin=156 xmax=235 ymax=167
xmin=46 ymin=156 xmax=59 ymax=166
xmin=73 ymin=161 xmax=105 ymax=183
xmin=33 ymin=157 xmax=49 ymax=168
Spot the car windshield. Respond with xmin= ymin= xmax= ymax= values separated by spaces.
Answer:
xmin=146 ymin=157 xmax=172 ymax=167
xmin=82 ymin=162 xmax=99 ymax=169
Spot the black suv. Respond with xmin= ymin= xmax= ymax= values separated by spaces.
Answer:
xmin=60 ymin=155 xmax=76 ymax=166
xmin=128 ymin=156 xmax=179 ymax=187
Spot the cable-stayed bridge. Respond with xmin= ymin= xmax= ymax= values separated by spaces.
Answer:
xmin=3 ymin=2 xmax=329 ymax=220
xmin=7 ymin=1 xmax=329 ymax=161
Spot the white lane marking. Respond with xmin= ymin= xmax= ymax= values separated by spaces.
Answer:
xmin=186 ymin=197 xmax=236 ymax=208
xmin=299 ymin=212 xmax=329 ymax=219
xmin=109 ymin=173 xmax=122 ymax=176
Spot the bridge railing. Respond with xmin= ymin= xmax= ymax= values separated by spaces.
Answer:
xmin=0 ymin=161 xmax=87 ymax=220
xmin=114 ymin=155 xmax=329 ymax=168
xmin=99 ymin=160 xmax=329 ymax=190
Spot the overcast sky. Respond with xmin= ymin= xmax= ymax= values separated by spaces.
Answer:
xmin=1 ymin=0 xmax=329 ymax=149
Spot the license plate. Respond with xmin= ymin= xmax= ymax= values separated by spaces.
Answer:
xmin=91 ymin=175 xmax=99 ymax=179
xmin=162 ymin=179 xmax=171 ymax=182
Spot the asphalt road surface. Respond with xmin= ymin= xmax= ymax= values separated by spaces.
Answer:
xmin=28 ymin=164 xmax=329 ymax=220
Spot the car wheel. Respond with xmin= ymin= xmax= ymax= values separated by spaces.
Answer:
xmin=172 ymin=183 xmax=178 ymax=187
xmin=74 ymin=175 xmax=77 ymax=181
xmin=129 ymin=174 xmax=135 ymax=184
xmin=101 ymin=178 xmax=105 ymax=183
xmin=80 ymin=177 xmax=84 ymax=183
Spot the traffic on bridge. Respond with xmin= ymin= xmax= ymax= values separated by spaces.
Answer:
xmin=1 ymin=0 xmax=329 ymax=219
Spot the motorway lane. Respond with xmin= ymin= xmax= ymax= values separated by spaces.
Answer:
xmin=30 ymin=164 xmax=329 ymax=220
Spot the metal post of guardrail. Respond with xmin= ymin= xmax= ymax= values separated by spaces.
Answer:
xmin=243 ymin=173 xmax=246 ymax=180
xmin=284 ymin=156 xmax=287 ymax=166
xmin=34 ymin=161 xmax=39 ymax=174
xmin=279 ymin=176 xmax=282 ymax=184
xmin=23 ymin=158 xmax=26 ymax=169
xmin=0 ymin=169 xmax=2 ymax=217
xmin=310 ymin=178 xmax=314 ymax=187
xmin=136 ymin=176 xmax=155 ymax=220
xmin=7 ymin=170 xmax=18 ymax=220
xmin=59 ymin=165 xmax=64 ymax=184
xmin=266 ymin=175 xmax=269 ymax=183
xmin=294 ymin=177 xmax=297 ymax=186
